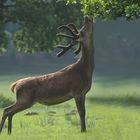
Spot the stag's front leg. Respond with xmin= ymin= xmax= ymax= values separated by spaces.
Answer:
xmin=75 ymin=95 xmax=86 ymax=132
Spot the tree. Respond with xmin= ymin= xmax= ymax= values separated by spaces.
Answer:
xmin=0 ymin=0 xmax=8 ymax=53
xmin=1 ymin=0 xmax=140 ymax=55
xmin=0 ymin=0 xmax=82 ymax=54
xmin=66 ymin=0 xmax=140 ymax=20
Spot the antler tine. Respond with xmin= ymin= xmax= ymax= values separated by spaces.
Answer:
xmin=58 ymin=25 xmax=78 ymax=37
xmin=56 ymin=41 xmax=78 ymax=57
xmin=67 ymin=23 xmax=79 ymax=34
xmin=56 ymin=43 xmax=73 ymax=57
xmin=56 ymin=33 xmax=75 ymax=39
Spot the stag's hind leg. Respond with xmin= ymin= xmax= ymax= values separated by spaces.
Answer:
xmin=75 ymin=95 xmax=86 ymax=132
xmin=0 ymin=105 xmax=12 ymax=133
xmin=0 ymin=102 xmax=32 ymax=134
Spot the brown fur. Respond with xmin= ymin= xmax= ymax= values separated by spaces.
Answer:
xmin=10 ymin=82 xmax=17 ymax=93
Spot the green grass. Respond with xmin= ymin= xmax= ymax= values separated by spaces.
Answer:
xmin=0 ymin=74 xmax=140 ymax=140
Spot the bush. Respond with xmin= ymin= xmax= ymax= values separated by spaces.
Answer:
xmin=0 ymin=94 xmax=14 ymax=108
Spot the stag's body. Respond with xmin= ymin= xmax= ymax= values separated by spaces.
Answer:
xmin=0 ymin=16 xmax=94 ymax=134
xmin=11 ymin=65 xmax=84 ymax=106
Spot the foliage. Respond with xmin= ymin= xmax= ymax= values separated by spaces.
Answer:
xmin=0 ymin=0 xmax=82 ymax=53
xmin=1 ymin=0 xmax=140 ymax=54
xmin=0 ymin=25 xmax=7 ymax=54
xmin=0 ymin=0 xmax=8 ymax=54
xmin=66 ymin=0 xmax=140 ymax=20
xmin=0 ymin=94 xmax=13 ymax=108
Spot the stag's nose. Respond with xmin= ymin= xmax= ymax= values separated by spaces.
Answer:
xmin=84 ymin=15 xmax=92 ymax=24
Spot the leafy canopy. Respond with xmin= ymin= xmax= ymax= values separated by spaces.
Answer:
xmin=66 ymin=0 xmax=140 ymax=20
xmin=0 ymin=0 xmax=82 ymax=54
xmin=1 ymin=0 xmax=140 ymax=54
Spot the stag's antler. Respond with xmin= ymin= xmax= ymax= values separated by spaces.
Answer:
xmin=67 ymin=23 xmax=79 ymax=34
xmin=57 ymin=24 xmax=78 ymax=37
xmin=56 ymin=42 xmax=76 ymax=57
xmin=56 ymin=23 xmax=82 ymax=57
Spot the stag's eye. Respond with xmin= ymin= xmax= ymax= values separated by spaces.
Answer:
xmin=88 ymin=17 xmax=93 ymax=22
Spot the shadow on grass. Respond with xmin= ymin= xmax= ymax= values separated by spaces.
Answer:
xmin=88 ymin=95 xmax=140 ymax=107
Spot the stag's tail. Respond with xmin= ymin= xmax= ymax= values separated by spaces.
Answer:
xmin=10 ymin=82 xmax=17 ymax=93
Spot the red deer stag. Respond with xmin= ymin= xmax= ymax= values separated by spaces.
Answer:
xmin=0 ymin=15 xmax=94 ymax=134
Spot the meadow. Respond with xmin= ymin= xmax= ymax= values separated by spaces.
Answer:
xmin=0 ymin=74 xmax=140 ymax=140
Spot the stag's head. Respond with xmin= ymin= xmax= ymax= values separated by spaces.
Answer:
xmin=84 ymin=16 xmax=93 ymax=28
xmin=80 ymin=15 xmax=93 ymax=41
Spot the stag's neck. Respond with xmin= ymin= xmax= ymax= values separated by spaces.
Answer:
xmin=78 ymin=27 xmax=94 ymax=78
xmin=79 ymin=43 xmax=94 ymax=76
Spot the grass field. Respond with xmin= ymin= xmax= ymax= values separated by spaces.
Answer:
xmin=0 ymin=74 xmax=140 ymax=140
